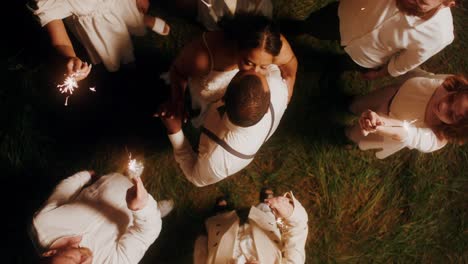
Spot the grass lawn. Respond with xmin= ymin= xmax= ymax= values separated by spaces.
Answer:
xmin=3 ymin=0 xmax=467 ymax=263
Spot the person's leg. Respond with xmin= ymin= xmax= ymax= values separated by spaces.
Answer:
xmin=349 ymin=84 xmax=401 ymax=115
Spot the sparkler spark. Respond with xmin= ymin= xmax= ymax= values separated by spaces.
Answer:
xmin=56 ymin=66 xmax=95 ymax=106
xmin=57 ymin=73 xmax=81 ymax=95
xmin=128 ymin=154 xmax=144 ymax=179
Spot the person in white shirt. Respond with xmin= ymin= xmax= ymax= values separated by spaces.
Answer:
xmin=193 ymin=188 xmax=309 ymax=263
xmin=173 ymin=0 xmax=273 ymax=31
xmin=281 ymin=0 xmax=456 ymax=80
xmin=156 ymin=65 xmax=289 ymax=187
xmin=28 ymin=0 xmax=171 ymax=81
xmin=346 ymin=74 xmax=468 ymax=158
xmin=31 ymin=171 xmax=174 ymax=264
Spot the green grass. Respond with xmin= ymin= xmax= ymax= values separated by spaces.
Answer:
xmin=3 ymin=0 xmax=468 ymax=263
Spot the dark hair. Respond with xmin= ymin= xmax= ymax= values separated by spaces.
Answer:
xmin=219 ymin=13 xmax=282 ymax=56
xmin=225 ymin=74 xmax=270 ymax=127
xmin=432 ymin=75 xmax=468 ymax=144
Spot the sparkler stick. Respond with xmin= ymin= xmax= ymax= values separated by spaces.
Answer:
xmin=381 ymin=119 xmax=418 ymax=128
xmin=127 ymin=153 xmax=144 ymax=179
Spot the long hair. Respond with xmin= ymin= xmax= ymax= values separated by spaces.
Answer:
xmin=219 ymin=13 xmax=282 ymax=56
xmin=431 ymin=75 xmax=468 ymax=144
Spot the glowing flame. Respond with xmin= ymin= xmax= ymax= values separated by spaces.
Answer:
xmin=57 ymin=70 xmax=96 ymax=106
xmin=128 ymin=154 xmax=144 ymax=179
xmin=57 ymin=73 xmax=80 ymax=95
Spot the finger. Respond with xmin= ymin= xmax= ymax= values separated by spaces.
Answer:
xmin=66 ymin=60 xmax=75 ymax=75
xmin=73 ymin=59 xmax=82 ymax=73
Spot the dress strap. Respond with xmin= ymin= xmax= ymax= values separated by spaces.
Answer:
xmin=202 ymin=32 xmax=214 ymax=74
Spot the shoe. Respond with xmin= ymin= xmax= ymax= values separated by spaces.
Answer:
xmin=158 ymin=199 xmax=174 ymax=218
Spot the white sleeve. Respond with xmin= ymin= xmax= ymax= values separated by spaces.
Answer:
xmin=28 ymin=0 xmax=73 ymax=27
xmin=43 ymin=171 xmax=91 ymax=212
xmin=387 ymin=37 xmax=453 ymax=77
xmin=404 ymin=126 xmax=447 ymax=153
xmin=168 ymin=130 xmax=223 ymax=187
xmin=281 ymin=192 xmax=309 ymax=264
xmin=110 ymin=195 xmax=162 ymax=264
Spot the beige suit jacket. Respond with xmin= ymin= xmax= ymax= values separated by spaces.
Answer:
xmin=194 ymin=192 xmax=308 ymax=263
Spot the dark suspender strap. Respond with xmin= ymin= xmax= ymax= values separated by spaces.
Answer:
xmin=201 ymin=104 xmax=275 ymax=160
xmin=201 ymin=126 xmax=256 ymax=159
xmin=265 ymin=104 xmax=275 ymax=141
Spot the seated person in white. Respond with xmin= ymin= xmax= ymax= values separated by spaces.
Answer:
xmin=346 ymin=74 xmax=468 ymax=159
xmin=157 ymin=65 xmax=289 ymax=187
xmin=193 ymin=188 xmax=309 ymax=263
xmin=31 ymin=171 xmax=173 ymax=264
xmin=173 ymin=0 xmax=273 ymax=31
xmin=281 ymin=0 xmax=455 ymax=79
xmin=197 ymin=0 xmax=273 ymax=31
xmin=28 ymin=0 xmax=171 ymax=80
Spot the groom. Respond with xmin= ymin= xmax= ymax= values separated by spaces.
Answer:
xmin=157 ymin=65 xmax=290 ymax=187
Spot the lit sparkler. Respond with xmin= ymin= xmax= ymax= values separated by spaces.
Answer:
xmin=127 ymin=154 xmax=144 ymax=179
xmin=57 ymin=65 xmax=94 ymax=106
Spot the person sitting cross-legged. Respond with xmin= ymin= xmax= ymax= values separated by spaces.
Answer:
xmin=31 ymin=171 xmax=173 ymax=264
xmin=193 ymin=187 xmax=309 ymax=263
xmin=156 ymin=65 xmax=289 ymax=187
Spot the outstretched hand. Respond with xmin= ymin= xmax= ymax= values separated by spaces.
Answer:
xmin=66 ymin=57 xmax=92 ymax=81
xmin=154 ymin=100 xmax=187 ymax=134
xmin=265 ymin=196 xmax=294 ymax=219
xmin=126 ymin=176 xmax=149 ymax=211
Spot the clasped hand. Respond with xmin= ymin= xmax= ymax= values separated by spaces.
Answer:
xmin=154 ymin=96 xmax=188 ymax=134
xmin=359 ymin=110 xmax=385 ymax=136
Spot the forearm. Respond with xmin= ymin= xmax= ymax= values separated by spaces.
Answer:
xmin=279 ymin=56 xmax=298 ymax=103
xmin=169 ymin=64 xmax=188 ymax=101
xmin=281 ymin=193 xmax=309 ymax=263
xmin=114 ymin=196 xmax=161 ymax=263
xmin=45 ymin=20 xmax=76 ymax=58
xmin=46 ymin=171 xmax=91 ymax=208
xmin=168 ymin=131 xmax=212 ymax=187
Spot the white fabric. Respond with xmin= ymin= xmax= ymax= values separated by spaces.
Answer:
xmin=357 ymin=76 xmax=448 ymax=158
xmin=338 ymin=0 xmax=454 ymax=76
xmin=31 ymin=171 xmax=162 ymax=264
xmin=189 ymin=68 xmax=239 ymax=127
xmin=198 ymin=0 xmax=273 ymax=31
xmin=232 ymin=223 xmax=257 ymax=263
xmin=195 ymin=192 xmax=308 ymax=264
xmin=168 ymin=64 xmax=289 ymax=187
xmin=31 ymin=0 xmax=147 ymax=72
xmin=152 ymin=17 xmax=166 ymax=34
